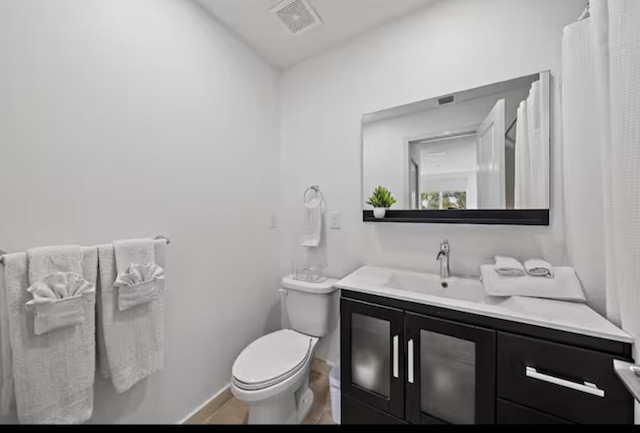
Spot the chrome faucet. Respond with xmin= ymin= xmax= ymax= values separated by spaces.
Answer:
xmin=436 ymin=240 xmax=450 ymax=279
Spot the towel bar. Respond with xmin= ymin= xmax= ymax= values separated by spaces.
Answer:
xmin=0 ymin=237 xmax=170 ymax=264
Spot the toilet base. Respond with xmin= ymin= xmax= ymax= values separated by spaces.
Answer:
xmin=296 ymin=387 xmax=314 ymax=422
xmin=246 ymin=385 xmax=314 ymax=424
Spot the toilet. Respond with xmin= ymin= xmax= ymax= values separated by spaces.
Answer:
xmin=231 ymin=276 xmax=338 ymax=424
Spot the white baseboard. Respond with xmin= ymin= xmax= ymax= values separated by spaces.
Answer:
xmin=178 ymin=383 xmax=232 ymax=425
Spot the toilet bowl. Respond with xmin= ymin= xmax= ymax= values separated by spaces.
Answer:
xmin=231 ymin=276 xmax=338 ymax=424
xmin=231 ymin=329 xmax=319 ymax=424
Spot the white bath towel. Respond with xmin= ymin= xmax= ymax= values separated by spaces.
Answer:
xmin=481 ymin=265 xmax=586 ymax=302
xmin=97 ymin=239 xmax=166 ymax=393
xmin=0 ymin=261 xmax=14 ymax=417
xmin=524 ymin=259 xmax=555 ymax=278
xmin=494 ymin=256 xmax=526 ymax=277
xmin=300 ymin=198 xmax=323 ymax=248
xmin=27 ymin=245 xmax=83 ymax=284
xmin=2 ymin=247 xmax=97 ymax=424
xmin=113 ymin=239 xmax=155 ymax=275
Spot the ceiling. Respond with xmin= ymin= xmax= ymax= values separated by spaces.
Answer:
xmin=196 ymin=0 xmax=436 ymax=69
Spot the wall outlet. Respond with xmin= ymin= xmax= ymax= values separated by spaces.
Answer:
xmin=330 ymin=212 xmax=341 ymax=230
xmin=270 ymin=212 xmax=278 ymax=229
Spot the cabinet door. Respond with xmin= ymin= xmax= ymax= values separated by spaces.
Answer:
xmin=341 ymin=298 xmax=404 ymax=419
xmin=405 ymin=312 xmax=496 ymax=424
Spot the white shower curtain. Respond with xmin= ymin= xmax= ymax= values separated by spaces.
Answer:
xmin=514 ymin=100 xmax=531 ymax=208
xmin=514 ymin=76 xmax=550 ymax=209
xmin=561 ymin=17 xmax=607 ymax=313
xmin=590 ymin=0 xmax=640 ymax=356
xmin=563 ymin=2 xmax=640 ymax=420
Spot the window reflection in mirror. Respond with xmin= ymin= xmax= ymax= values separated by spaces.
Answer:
xmin=362 ymin=72 xmax=550 ymax=212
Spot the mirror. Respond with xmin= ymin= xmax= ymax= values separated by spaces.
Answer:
xmin=362 ymin=72 xmax=550 ymax=225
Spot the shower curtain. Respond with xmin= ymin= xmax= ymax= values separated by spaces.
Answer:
xmin=564 ymin=0 xmax=640 ymax=344
xmin=562 ymin=17 xmax=607 ymax=313
xmin=514 ymin=100 xmax=531 ymax=209
xmin=514 ymin=77 xmax=550 ymax=209
xmin=565 ymin=0 xmax=640 ymax=360
xmin=563 ymin=1 xmax=640 ymax=420
xmin=591 ymin=0 xmax=640 ymax=349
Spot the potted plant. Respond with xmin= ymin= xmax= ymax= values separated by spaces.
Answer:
xmin=366 ymin=186 xmax=396 ymax=219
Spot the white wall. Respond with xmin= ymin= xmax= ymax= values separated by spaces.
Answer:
xmin=280 ymin=0 xmax=589 ymax=364
xmin=0 ymin=0 xmax=280 ymax=424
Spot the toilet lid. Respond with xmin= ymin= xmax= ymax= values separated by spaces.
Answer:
xmin=232 ymin=330 xmax=313 ymax=390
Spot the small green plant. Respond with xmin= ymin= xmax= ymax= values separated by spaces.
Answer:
xmin=367 ymin=186 xmax=397 ymax=208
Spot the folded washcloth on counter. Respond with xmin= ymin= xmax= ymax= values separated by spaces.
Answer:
xmin=524 ymin=259 xmax=554 ymax=278
xmin=480 ymin=265 xmax=586 ymax=302
xmin=494 ymin=256 xmax=526 ymax=277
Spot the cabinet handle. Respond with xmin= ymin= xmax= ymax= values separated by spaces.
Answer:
xmin=408 ymin=339 xmax=414 ymax=384
xmin=393 ymin=335 xmax=399 ymax=378
xmin=525 ymin=367 xmax=605 ymax=397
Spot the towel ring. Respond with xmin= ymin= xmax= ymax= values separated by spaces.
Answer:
xmin=303 ymin=185 xmax=324 ymax=205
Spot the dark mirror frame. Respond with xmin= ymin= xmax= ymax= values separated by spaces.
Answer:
xmin=361 ymin=71 xmax=551 ymax=226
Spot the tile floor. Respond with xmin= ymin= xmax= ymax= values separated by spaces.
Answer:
xmin=203 ymin=359 xmax=337 ymax=425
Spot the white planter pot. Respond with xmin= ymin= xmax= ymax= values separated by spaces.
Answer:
xmin=373 ymin=208 xmax=387 ymax=219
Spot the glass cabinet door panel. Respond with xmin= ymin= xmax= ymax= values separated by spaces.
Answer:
xmin=351 ymin=313 xmax=391 ymax=398
xmin=420 ymin=330 xmax=476 ymax=424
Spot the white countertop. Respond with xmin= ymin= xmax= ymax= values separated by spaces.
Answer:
xmin=337 ymin=266 xmax=633 ymax=344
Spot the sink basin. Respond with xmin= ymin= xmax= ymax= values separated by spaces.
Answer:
xmin=337 ymin=266 xmax=634 ymax=345
xmin=383 ymin=271 xmax=487 ymax=303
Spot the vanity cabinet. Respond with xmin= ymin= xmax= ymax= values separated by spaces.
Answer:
xmin=341 ymin=291 xmax=634 ymax=425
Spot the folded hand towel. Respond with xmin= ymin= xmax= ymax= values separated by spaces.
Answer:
xmin=97 ymin=239 xmax=166 ymax=393
xmin=27 ymin=245 xmax=83 ymax=285
xmin=494 ymin=256 xmax=526 ymax=277
xmin=113 ymin=263 xmax=164 ymax=311
xmin=25 ymin=272 xmax=95 ymax=335
xmin=524 ymin=259 xmax=555 ymax=278
xmin=300 ymin=198 xmax=322 ymax=248
xmin=480 ymin=265 xmax=585 ymax=302
xmin=2 ymin=247 xmax=97 ymax=424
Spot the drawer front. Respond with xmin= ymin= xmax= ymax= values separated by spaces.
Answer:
xmin=497 ymin=332 xmax=633 ymax=424
xmin=341 ymin=394 xmax=407 ymax=425
xmin=497 ymin=399 xmax=572 ymax=424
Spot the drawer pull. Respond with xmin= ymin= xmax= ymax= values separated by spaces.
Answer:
xmin=408 ymin=339 xmax=414 ymax=384
xmin=393 ymin=335 xmax=399 ymax=379
xmin=525 ymin=367 xmax=605 ymax=397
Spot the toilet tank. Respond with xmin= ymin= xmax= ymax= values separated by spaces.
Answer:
xmin=281 ymin=276 xmax=339 ymax=338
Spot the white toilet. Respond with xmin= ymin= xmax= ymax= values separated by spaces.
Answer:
xmin=231 ymin=276 xmax=338 ymax=424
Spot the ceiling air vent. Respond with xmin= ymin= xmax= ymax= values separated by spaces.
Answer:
xmin=270 ymin=0 xmax=321 ymax=35
xmin=438 ymin=95 xmax=457 ymax=106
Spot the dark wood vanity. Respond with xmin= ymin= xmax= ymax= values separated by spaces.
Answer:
xmin=340 ymin=289 xmax=634 ymax=425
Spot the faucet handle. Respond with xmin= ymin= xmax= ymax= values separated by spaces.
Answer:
xmin=440 ymin=239 xmax=450 ymax=251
